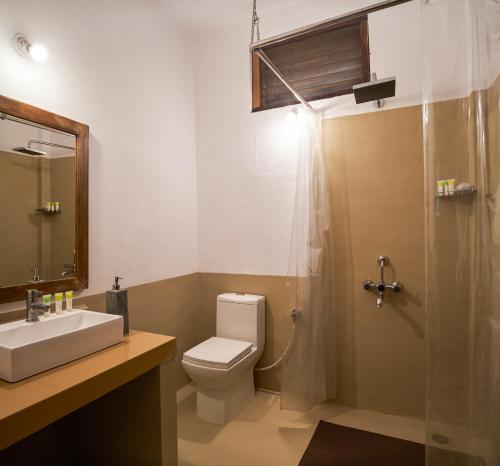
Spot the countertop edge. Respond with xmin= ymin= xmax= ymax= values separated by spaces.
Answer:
xmin=0 ymin=331 xmax=176 ymax=451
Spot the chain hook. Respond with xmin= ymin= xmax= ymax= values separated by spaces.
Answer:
xmin=251 ymin=0 xmax=261 ymax=43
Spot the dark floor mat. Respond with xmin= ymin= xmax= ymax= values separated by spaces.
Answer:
xmin=298 ymin=420 xmax=425 ymax=466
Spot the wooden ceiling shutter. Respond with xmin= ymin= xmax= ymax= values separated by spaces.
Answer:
xmin=252 ymin=16 xmax=370 ymax=112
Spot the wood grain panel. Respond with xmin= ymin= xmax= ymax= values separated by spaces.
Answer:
xmin=252 ymin=16 xmax=370 ymax=112
xmin=252 ymin=53 xmax=262 ymax=110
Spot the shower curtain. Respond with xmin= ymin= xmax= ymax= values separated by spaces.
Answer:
xmin=280 ymin=110 xmax=336 ymax=411
xmin=423 ymin=0 xmax=500 ymax=464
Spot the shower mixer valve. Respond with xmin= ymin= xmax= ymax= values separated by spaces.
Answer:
xmin=362 ymin=256 xmax=402 ymax=308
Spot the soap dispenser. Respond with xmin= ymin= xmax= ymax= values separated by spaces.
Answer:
xmin=106 ymin=276 xmax=129 ymax=334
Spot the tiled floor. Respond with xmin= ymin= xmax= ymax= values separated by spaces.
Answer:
xmin=177 ymin=386 xmax=425 ymax=466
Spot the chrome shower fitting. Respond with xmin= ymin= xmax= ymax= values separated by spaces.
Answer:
xmin=12 ymin=139 xmax=75 ymax=156
xmin=362 ymin=256 xmax=402 ymax=308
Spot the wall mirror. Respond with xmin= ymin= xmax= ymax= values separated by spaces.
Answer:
xmin=0 ymin=95 xmax=88 ymax=303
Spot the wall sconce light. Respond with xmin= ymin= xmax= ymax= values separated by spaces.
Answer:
xmin=13 ymin=33 xmax=48 ymax=62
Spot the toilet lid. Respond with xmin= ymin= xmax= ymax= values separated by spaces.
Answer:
xmin=183 ymin=337 xmax=253 ymax=369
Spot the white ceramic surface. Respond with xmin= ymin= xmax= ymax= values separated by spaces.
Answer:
xmin=183 ymin=336 xmax=252 ymax=368
xmin=0 ymin=310 xmax=123 ymax=382
xmin=182 ymin=294 xmax=265 ymax=424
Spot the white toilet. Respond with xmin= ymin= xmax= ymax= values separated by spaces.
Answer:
xmin=182 ymin=293 xmax=265 ymax=424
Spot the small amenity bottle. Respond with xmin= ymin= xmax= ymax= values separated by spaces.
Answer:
xmin=65 ymin=290 xmax=73 ymax=311
xmin=54 ymin=293 xmax=63 ymax=314
xmin=437 ymin=180 xmax=445 ymax=196
xmin=106 ymin=276 xmax=129 ymax=334
xmin=55 ymin=292 xmax=63 ymax=313
xmin=448 ymin=179 xmax=456 ymax=194
xmin=42 ymin=294 xmax=52 ymax=316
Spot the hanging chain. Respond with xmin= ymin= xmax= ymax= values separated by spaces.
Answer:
xmin=250 ymin=0 xmax=260 ymax=43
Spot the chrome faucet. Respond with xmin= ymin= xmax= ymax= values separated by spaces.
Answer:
xmin=61 ymin=265 xmax=76 ymax=279
xmin=363 ymin=256 xmax=402 ymax=308
xmin=25 ymin=289 xmax=50 ymax=322
xmin=30 ymin=266 xmax=41 ymax=282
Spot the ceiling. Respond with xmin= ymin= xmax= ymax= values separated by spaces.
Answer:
xmin=161 ymin=0 xmax=312 ymax=34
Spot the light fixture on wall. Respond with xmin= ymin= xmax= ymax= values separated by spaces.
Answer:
xmin=13 ymin=33 xmax=48 ymax=62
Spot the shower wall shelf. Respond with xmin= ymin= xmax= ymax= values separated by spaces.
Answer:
xmin=36 ymin=208 xmax=61 ymax=214
xmin=435 ymin=186 xmax=476 ymax=199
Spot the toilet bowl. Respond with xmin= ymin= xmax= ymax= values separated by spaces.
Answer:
xmin=182 ymin=293 xmax=265 ymax=424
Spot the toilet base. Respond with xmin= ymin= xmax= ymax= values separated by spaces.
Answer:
xmin=196 ymin=367 xmax=255 ymax=424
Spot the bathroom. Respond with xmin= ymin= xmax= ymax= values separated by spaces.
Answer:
xmin=0 ymin=0 xmax=499 ymax=465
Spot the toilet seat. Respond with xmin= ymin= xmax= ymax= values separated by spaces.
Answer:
xmin=183 ymin=337 xmax=253 ymax=369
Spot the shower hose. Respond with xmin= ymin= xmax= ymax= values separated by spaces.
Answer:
xmin=254 ymin=309 xmax=299 ymax=372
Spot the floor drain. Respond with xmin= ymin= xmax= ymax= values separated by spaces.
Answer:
xmin=430 ymin=433 xmax=450 ymax=445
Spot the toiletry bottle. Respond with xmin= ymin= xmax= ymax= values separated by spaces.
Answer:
xmin=55 ymin=292 xmax=63 ymax=313
xmin=106 ymin=276 xmax=129 ymax=334
xmin=448 ymin=179 xmax=456 ymax=194
xmin=42 ymin=294 xmax=52 ymax=316
xmin=65 ymin=290 xmax=73 ymax=311
xmin=437 ymin=180 xmax=444 ymax=196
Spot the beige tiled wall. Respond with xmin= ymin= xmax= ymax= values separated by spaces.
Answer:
xmin=77 ymin=274 xmax=199 ymax=390
xmin=424 ymin=76 xmax=500 ymax=427
xmin=47 ymin=156 xmax=76 ymax=280
xmin=489 ymin=75 xmax=500 ymax=318
xmin=324 ymin=105 xmax=426 ymax=418
xmin=0 ymin=154 xmax=76 ymax=287
xmin=0 ymin=151 xmax=40 ymax=286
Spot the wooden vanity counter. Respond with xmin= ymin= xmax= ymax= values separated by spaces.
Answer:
xmin=0 ymin=330 xmax=176 ymax=451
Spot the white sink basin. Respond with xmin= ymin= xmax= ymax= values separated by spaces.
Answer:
xmin=0 ymin=310 xmax=123 ymax=382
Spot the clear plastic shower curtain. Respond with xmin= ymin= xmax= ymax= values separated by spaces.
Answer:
xmin=280 ymin=110 xmax=336 ymax=411
xmin=423 ymin=0 xmax=500 ymax=464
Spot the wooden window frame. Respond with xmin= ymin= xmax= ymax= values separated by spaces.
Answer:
xmin=251 ymin=16 xmax=370 ymax=112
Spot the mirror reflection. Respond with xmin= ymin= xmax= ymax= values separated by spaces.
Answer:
xmin=0 ymin=114 xmax=76 ymax=287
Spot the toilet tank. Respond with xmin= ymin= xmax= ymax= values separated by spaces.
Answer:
xmin=216 ymin=293 xmax=265 ymax=349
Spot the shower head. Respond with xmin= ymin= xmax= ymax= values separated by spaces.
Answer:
xmin=353 ymin=76 xmax=396 ymax=104
xmin=12 ymin=146 xmax=47 ymax=156
xmin=12 ymin=139 xmax=74 ymax=157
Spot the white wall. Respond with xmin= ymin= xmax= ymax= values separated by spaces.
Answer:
xmin=2 ymin=0 xmax=493 ymax=309
xmin=196 ymin=0 xmax=424 ymax=275
xmin=0 ymin=0 xmax=199 ymax=310
xmin=423 ymin=0 xmax=500 ymax=99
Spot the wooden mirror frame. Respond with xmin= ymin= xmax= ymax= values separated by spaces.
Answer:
xmin=0 ymin=95 xmax=88 ymax=303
